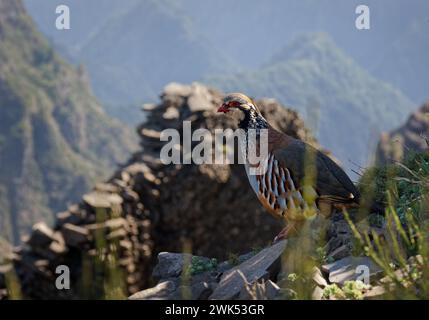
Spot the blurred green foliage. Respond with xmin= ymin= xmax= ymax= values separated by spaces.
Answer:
xmin=347 ymin=147 xmax=429 ymax=299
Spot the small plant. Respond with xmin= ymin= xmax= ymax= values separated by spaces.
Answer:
xmin=315 ymin=246 xmax=332 ymax=264
xmin=322 ymin=284 xmax=344 ymax=299
xmin=251 ymin=246 xmax=262 ymax=255
xmin=187 ymin=257 xmax=218 ymax=276
xmin=322 ymin=281 xmax=369 ymax=300
xmin=344 ymin=148 xmax=429 ymax=299
xmin=287 ymin=273 xmax=298 ymax=282
xmin=368 ymin=214 xmax=385 ymax=228
xmin=227 ymin=253 xmax=240 ymax=266
xmin=342 ymin=280 xmax=370 ymax=300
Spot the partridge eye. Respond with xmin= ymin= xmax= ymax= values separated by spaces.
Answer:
xmin=229 ymin=101 xmax=240 ymax=108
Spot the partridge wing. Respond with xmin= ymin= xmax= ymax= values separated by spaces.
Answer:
xmin=272 ymin=139 xmax=359 ymax=204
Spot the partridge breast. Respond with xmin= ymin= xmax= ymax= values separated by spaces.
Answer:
xmin=245 ymin=139 xmax=360 ymax=222
xmin=246 ymin=153 xmax=318 ymax=221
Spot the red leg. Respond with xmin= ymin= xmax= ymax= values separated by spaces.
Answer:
xmin=273 ymin=220 xmax=303 ymax=243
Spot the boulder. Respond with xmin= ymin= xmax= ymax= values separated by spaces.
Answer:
xmin=327 ymin=244 xmax=351 ymax=261
xmin=187 ymin=83 xmax=213 ymax=112
xmin=162 ymin=82 xmax=192 ymax=97
xmin=27 ymin=223 xmax=56 ymax=248
xmin=312 ymin=267 xmax=328 ymax=288
xmin=153 ymin=252 xmax=193 ymax=279
xmin=363 ymin=285 xmax=386 ymax=300
xmin=239 ymin=279 xmax=280 ymax=300
xmin=162 ymin=107 xmax=180 ymax=120
xmin=61 ymin=224 xmax=90 ymax=247
xmin=322 ymin=256 xmax=382 ymax=285
xmin=312 ymin=286 xmax=324 ymax=300
xmin=209 ymin=240 xmax=287 ymax=300
xmin=83 ymin=192 xmax=122 ymax=209
xmin=128 ymin=280 xmax=177 ymax=300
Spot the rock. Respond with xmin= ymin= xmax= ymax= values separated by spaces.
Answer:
xmin=123 ymin=163 xmax=151 ymax=175
xmin=119 ymin=240 xmax=133 ymax=251
xmin=0 ymin=264 xmax=12 ymax=287
xmin=48 ymin=239 xmax=67 ymax=255
xmin=327 ymin=244 xmax=351 ymax=261
xmin=217 ymin=251 xmax=256 ymax=273
xmin=56 ymin=211 xmax=73 ymax=225
xmin=94 ymin=183 xmax=119 ymax=194
xmin=121 ymin=189 xmax=139 ymax=202
xmin=363 ymin=285 xmax=386 ymax=300
xmin=27 ymin=223 xmax=56 ymax=248
xmin=141 ymin=128 xmax=162 ymax=140
xmin=322 ymin=256 xmax=382 ymax=285
xmin=0 ymin=289 xmax=7 ymax=300
xmin=152 ymin=252 xmax=197 ymax=279
xmin=61 ymin=224 xmax=89 ymax=247
xmin=163 ymin=82 xmax=192 ymax=97
xmin=264 ymin=280 xmax=281 ymax=299
xmin=239 ymin=279 xmax=280 ymax=300
xmin=56 ymin=209 xmax=86 ymax=227
xmin=105 ymin=218 xmax=128 ymax=230
xmin=163 ymin=107 xmax=180 ymax=120
xmin=142 ymin=103 xmax=157 ymax=111
xmin=83 ymin=192 xmax=122 ymax=209
xmin=191 ymin=281 xmax=213 ymax=300
xmin=379 ymin=256 xmax=423 ymax=288
xmin=83 ymin=192 xmax=110 ymax=209
xmin=276 ymin=288 xmax=296 ymax=300
xmin=312 ymin=267 xmax=328 ymax=288
xmin=209 ymin=240 xmax=287 ymax=300
xmin=0 ymin=238 xmax=13 ymax=259
xmin=312 ymin=286 xmax=324 ymax=300
xmin=142 ymin=171 xmax=157 ymax=183
xmin=187 ymin=83 xmax=213 ymax=112
xmin=128 ymin=280 xmax=177 ymax=300
xmin=107 ymin=229 xmax=127 ymax=240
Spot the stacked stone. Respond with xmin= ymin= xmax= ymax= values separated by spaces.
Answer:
xmin=0 ymin=82 xmax=322 ymax=299
xmin=0 ymin=158 xmax=162 ymax=299
xmin=135 ymin=82 xmax=322 ymax=258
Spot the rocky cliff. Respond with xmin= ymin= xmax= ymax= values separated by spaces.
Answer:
xmin=376 ymin=102 xmax=429 ymax=164
xmin=0 ymin=83 xmax=330 ymax=299
xmin=0 ymin=0 xmax=137 ymax=244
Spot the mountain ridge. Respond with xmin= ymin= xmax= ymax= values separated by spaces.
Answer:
xmin=0 ymin=0 xmax=137 ymax=243
xmin=206 ymin=33 xmax=415 ymax=175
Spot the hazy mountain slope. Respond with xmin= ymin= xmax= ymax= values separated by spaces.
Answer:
xmin=24 ymin=0 xmax=235 ymax=110
xmin=25 ymin=0 xmax=427 ymax=118
xmin=207 ymin=33 xmax=415 ymax=175
xmin=0 ymin=0 xmax=137 ymax=243
xmin=23 ymin=0 xmax=140 ymax=57
xmin=371 ymin=18 xmax=429 ymax=105
xmin=177 ymin=0 xmax=428 ymax=103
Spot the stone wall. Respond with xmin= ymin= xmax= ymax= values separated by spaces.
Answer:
xmin=0 ymin=83 xmax=322 ymax=299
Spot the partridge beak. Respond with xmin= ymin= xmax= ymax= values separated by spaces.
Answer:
xmin=217 ymin=104 xmax=229 ymax=113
